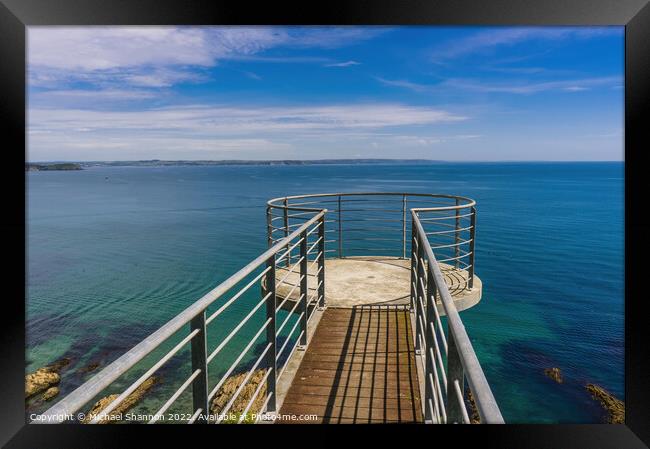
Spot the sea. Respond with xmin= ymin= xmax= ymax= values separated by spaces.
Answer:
xmin=26 ymin=162 xmax=624 ymax=423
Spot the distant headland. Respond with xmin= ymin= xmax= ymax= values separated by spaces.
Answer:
xmin=26 ymin=163 xmax=83 ymax=171
xmin=59 ymin=159 xmax=438 ymax=168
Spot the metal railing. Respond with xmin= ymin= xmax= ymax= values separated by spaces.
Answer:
xmin=36 ymin=192 xmax=499 ymax=424
xmin=411 ymin=208 xmax=503 ymax=424
xmin=267 ymin=193 xmax=476 ymax=289
xmin=36 ymin=211 xmax=327 ymax=424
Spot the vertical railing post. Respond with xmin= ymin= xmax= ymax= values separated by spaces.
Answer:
xmin=317 ymin=215 xmax=326 ymax=308
xmin=446 ymin=329 xmax=465 ymax=423
xmin=415 ymin=225 xmax=426 ymax=355
xmin=454 ymin=198 xmax=460 ymax=269
xmin=337 ymin=195 xmax=343 ymax=258
xmin=299 ymin=230 xmax=308 ymax=347
xmin=468 ymin=206 xmax=476 ymax=289
xmin=266 ymin=206 xmax=273 ymax=249
xmin=283 ymin=198 xmax=290 ymax=267
xmin=402 ymin=194 xmax=407 ymax=259
xmin=424 ymin=265 xmax=437 ymax=423
xmin=190 ymin=311 xmax=209 ymax=423
xmin=410 ymin=217 xmax=417 ymax=312
xmin=264 ymin=255 xmax=277 ymax=412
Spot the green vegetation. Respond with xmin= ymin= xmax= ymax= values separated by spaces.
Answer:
xmin=26 ymin=163 xmax=83 ymax=171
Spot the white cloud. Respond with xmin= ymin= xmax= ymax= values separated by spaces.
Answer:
xmin=430 ymin=27 xmax=622 ymax=60
xmin=28 ymin=103 xmax=466 ymax=160
xmin=325 ymin=60 xmax=361 ymax=67
xmin=377 ymin=76 xmax=621 ymax=95
xmin=27 ymin=26 xmax=389 ymax=89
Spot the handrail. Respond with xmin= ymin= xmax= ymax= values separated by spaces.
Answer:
xmin=38 ymin=191 xmax=498 ymax=425
xmin=411 ymin=209 xmax=503 ymax=424
xmin=37 ymin=210 xmax=327 ymax=423
xmin=267 ymin=192 xmax=476 ymax=286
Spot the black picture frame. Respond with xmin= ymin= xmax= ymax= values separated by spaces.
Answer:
xmin=2 ymin=0 xmax=648 ymax=447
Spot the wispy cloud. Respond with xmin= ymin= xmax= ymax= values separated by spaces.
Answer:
xmin=28 ymin=103 xmax=466 ymax=160
xmin=377 ymin=75 xmax=622 ymax=94
xmin=325 ymin=60 xmax=361 ymax=68
xmin=430 ymin=27 xmax=622 ymax=61
xmin=28 ymin=26 xmax=389 ymax=89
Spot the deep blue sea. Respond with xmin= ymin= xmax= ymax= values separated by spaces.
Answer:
xmin=26 ymin=162 xmax=624 ymax=423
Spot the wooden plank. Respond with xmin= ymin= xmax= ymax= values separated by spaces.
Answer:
xmin=278 ymin=307 xmax=423 ymax=423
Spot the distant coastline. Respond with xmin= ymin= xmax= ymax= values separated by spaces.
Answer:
xmin=60 ymin=159 xmax=439 ymax=168
xmin=26 ymin=163 xmax=83 ymax=172
xmin=25 ymin=159 xmax=621 ymax=170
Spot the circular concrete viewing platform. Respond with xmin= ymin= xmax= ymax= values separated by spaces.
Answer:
xmin=272 ymin=256 xmax=482 ymax=315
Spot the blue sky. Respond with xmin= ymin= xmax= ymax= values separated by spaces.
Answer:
xmin=27 ymin=26 xmax=624 ymax=161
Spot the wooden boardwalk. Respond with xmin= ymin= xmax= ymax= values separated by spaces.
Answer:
xmin=278 ymin=307 xmax=423 ymax=423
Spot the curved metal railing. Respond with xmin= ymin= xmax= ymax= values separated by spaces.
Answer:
xmin=267 ymin=192 xmax=476 ymax=288
xmin=36 ymin=192 xmax=500 ymax=425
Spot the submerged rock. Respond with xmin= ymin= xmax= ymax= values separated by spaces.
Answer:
xmin=25 ymin=368 xmax=61 ymax=398
xmin=210 ymin=369 xmax=267 ymax=422
xmin=586 ymin=384 xmax=625 ymax=424
xmin=465 ymin=390 xmax=481 ymax=424
xmin=82 ymin=376 xmax=158 ymax=424
xmin=544 ymin=367 xmax=563 ymax=384
xmin=42 ymin=387 xmax=60 ymax=401
xmin=77 ymin=362 xmax=101 ymax=374
xmin=25 ymin=357 xmax=72 ymax=399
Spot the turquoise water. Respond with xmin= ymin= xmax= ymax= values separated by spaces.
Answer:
xmin=26 ymin=162 xmax=624 ymax=423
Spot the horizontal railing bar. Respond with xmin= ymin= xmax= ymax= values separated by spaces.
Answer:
xmin=256 ymin=392 xmax=274 ymax=423
xmin=436 ymin=253 xmax=472 ymax=264
xmin=454 ymin=379 xmax=471 ymax=424
xmin=306 ymin=221 xmax=323 ymax=237
xmin=306 ymin=237 xmax=323 ymax=255
xmin=187 ymin=408 xmax=203 ymax=424
xmin=89 ymin=327 xmax=200 ymax=423
xmin=276 ymin=311 xmax=304 ymax=362
xmin=430 ymin=317 xmax=448 ymax=355
xmin=216 ymin=342 xmax=273 ymax=423
xmin=275 ymin=277 xmax=304 ymax=313
xmin=238 ymin=368 xmax=273 ymax=423
xmin=149 ymin=369 xmax=202 ymax=423
xmin=39 ymin=211 xmax=326 ymax=422
xmin=277 ymin=295 xmax=303 ymax=336
xmin=277 ymin=330 xmax=305 ymax=380
xmin=308 ymin=253 xmax=322 ymax=272
xmin=416 ymin=212 xmax=473 ymax=222
xmin=207 ymin=318 xmax=272 ymax=403
xmin=413 ymin=212 xmax=503 ymax=424
xmin=275 ymin=258 xmax=304 ymax=287
xmin=429 ymin=239 xmax=473 ymax=250
xmin=425 ymin=226 xmax=473 ymax=236
xmin=206 ymin=292 xmax=270 ymax=365
xmin=429 ymin=371 xmax=447 ymax=423
xmin=205 ymin=267 xmax=272 ymax=326
xmin=275 ymin=238 xmax=305 ymax=264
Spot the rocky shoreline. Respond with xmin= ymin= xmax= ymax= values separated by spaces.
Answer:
xmin=586 ymin=383 xmax=625 ymax=424
xmin=25 ymin=358 xmax=71 ymax=401
xmin=210 ymin=369 xmax=267 ymax=423
xmin=81 ymin=376 xmax=159 ymax=424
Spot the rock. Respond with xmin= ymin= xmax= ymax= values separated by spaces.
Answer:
xmin=25 ymin=357 xmax=72 ymax=399
xmin=586 ymin=384 xmax=625 ymax=424
xmin=544 ymin=367 xmax=563 ymax=384
xmin=77 ymin=362 xmax=101 ymax=374
xmin=465 ymin=390 xmax=481 ymax=424
xmin=46 ymin=358 xmax=72 ymax=373
xmin=25 ymin=368 xmax=60 ymax=398
xmin=210 ymin=369 xmax=267 ymax=422
xmin=82 ymin=376 xmax=158 ymax=424
xmin=42 ymin=387 xmax=60 ymax=401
